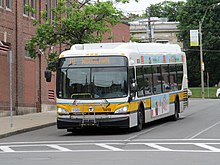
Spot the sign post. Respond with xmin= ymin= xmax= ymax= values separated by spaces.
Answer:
xmin=9 ymin=50 xmax=13 ymax=128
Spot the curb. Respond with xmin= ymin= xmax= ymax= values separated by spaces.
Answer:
xmin=0 ymin=122 xmax=56 ymax=139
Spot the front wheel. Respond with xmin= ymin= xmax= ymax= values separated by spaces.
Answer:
xmin=133 ymin=109 xmax=144 ymax=132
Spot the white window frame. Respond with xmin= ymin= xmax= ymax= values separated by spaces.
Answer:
xmin=23 ymin=0 xmax=29 ymax=16
xmin=51 ymin=0 xmax=57 ymax=21
xmin=31 ymin=0 xmax=36 ymax=18
xmin=6 ymin=0 xmax=12 ymax=10
xmin=46 ymin=0 xmax=51 ymax=20
xmin=0 ymin=0 xmax=3 ymax=8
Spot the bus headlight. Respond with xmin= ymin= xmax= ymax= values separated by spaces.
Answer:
xmin=114 ymin=106 xmax=128 ymax=114
xmin=57 ymin=107 xmax=69 ymax=115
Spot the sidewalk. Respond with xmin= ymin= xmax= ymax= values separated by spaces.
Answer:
xmin=0 ymin=111 xmax=57 ymax=139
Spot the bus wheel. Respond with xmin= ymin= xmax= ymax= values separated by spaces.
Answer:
xmin=170 ymin=99 xmax=179 ymax=121
xmin=133 ymin=108 xmax=144 ymax=132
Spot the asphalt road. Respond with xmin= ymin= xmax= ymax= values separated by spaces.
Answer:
xmin=0 ymin=99 xmax=220 ymax=165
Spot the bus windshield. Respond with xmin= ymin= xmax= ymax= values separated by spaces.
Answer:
xmin=57 ymin=57 xmax=128 ymax=99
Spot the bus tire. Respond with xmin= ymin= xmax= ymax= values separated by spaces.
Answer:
xmin=170 ymin=99 xmax=179 ymax=121
xmin=133 ymin=107 xmax=144 ymax=132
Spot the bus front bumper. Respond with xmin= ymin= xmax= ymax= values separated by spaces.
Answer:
xmin=57 ymin=114 xmax=130 ymax=129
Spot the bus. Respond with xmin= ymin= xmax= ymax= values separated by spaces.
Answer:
xmin=45 ymin=42 xmax=188 ymax=132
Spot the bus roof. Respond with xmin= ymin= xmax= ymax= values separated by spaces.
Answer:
xmin=60 ymin=43 xmax=185 ymax=66
xmin=62 ymin=42 xmax=182 ymax=56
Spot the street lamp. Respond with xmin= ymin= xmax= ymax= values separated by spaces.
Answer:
xmin=199 ymin=3 xmax=220 ymax=99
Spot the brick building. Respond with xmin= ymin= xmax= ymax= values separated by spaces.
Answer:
xmin=0 ymin=0 xmax=130 ymax=116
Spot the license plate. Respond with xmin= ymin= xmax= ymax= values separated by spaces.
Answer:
xmin=72 ymin=108 xmax=80 ymax=112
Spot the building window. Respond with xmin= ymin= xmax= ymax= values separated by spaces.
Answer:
xmin=46 ymin=0 xmax=51 ymax=20
xmin=25 ymin=47 xmax=30 ymax=58
xmin=31 ymin=0 xmax=36 ymax=18
xmin=0 ymin=0 xmax=3 ymax=8
xmin=51 ymin=0 xmax=57 ymax=20
xmin=6 ymin=0 xmax=12 ymax=10
xmin=23 ymin=0 xmax=29 ymax=15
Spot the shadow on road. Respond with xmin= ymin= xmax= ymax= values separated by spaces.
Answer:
xmin=62 ymin=117 xmax=175 ymax=136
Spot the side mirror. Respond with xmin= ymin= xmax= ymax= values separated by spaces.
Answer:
xmin=44 ymin=70 xmax=52 ymax=82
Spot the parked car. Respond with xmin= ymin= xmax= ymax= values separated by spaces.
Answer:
xmin=216 ymin=88 xmax=220 ymax=99
xmin=188 ymin=89 xmax=192 ymax=98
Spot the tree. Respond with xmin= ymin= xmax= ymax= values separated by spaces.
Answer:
xmin=27 ymin=0 xmax=137 ymax=70
xmin=177 ymin=0 xmax=220 ymax=87
xmin=144 ymin=1 xmax=185 ymax=21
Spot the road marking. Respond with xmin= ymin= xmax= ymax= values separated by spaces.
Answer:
xmin=189 ymin=121 xmax=220 ymax=139
xmin=1 ymin=141 xmax=220 ymax=153
xmin=0 ymin=146 xmax=15 ymax=152
xmin=125 ymin=123 xmax=168 ymax=141
xmin=95 ymin=143 xmax=124 ymax=151
xmin=47 ymin=144 xmax=72 ymax=152
xmin=144 ymin=143 xmax=172 ymax=151
xmin=194 ymin=143 xmax=220 ymax=152
xmin=1 ymin=139 xmax=220 ymax=146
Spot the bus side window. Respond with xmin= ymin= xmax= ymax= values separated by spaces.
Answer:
xmin=136 ymin=67 xmax=145 ymax=97
xmin=169 ymin=65 xmax=178 ymax=91
xmin=176 ymin=64 xmax=183 ymax=90
xmin=144 ymin=66 xmax=153 ymax=95
xmin=161 ymin=65 xmax=171 ymax=92
xmin=152 ymin=66 xmax=162 ymax=94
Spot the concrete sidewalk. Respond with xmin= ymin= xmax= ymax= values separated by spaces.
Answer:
xmin=0 ymin=111 xmax=57 ymax=139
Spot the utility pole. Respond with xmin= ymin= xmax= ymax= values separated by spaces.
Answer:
xmin=199 ymin=3 xmax=220 ymax=99
xmin=147 ymin=7 xmax=152 ymax=43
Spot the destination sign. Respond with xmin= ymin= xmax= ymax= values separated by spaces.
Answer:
xmin=59 ymin=56 xmax=128 ymax=68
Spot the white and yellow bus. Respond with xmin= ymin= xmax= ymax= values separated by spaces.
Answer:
xmin=47 ymin=42 xmax=188 ymax=132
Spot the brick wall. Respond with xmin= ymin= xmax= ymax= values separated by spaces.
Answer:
xmin=102 ymin=23 xmax=130 ymax=43
xmin=0 ymin=1 xmax=130 ymax=115
xmin=0 ymin=0 xmax=48 ymax=114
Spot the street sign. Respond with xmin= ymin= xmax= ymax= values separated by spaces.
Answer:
xmin=190 ymin=30 xmax=199 ymax=46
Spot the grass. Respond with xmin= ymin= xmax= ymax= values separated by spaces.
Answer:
xmin=189 ymin=87 xmax=218 ymax=98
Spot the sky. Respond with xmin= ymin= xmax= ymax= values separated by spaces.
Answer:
xmin=114 ymin=0 xmax=186 ymax=15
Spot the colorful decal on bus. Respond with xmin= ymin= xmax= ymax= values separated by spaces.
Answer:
xmin=141 ymin=54 xmax=184 ymax=65
xmin=151 ymin=94 xmax=169 ymax=117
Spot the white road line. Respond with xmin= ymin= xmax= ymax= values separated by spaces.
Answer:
xmin=47 ymin=144 xmax=72 ymax=152
xmin=0 ymin=146 xmax=15 ymax=152
xmin=194 ymin=143 xmax=220 ymax=152
xmin=125 ymin=127 xmax=160 ymax=141
xmin=125 ymin=123 xmax=168 ymax=141
xmin=2 ymin=139 xmax=220 ymax=146
xmin=132 ymin=139 xmax=220 ymax=142
xmin=144 ymin=143 xmax=172 ymax=151
xmin=189 ymin=121 xmax=220 ymax=139
xmin=95 ymin=143 xmax=124 ymax=151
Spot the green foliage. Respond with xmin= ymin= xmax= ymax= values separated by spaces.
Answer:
xmin=145 ymin=1 xmax=185 ymax=21
xmin=27 ymin=0 xmax=128 ymax=70
xmin=177 ymin=0 xmax=220 ymax=87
